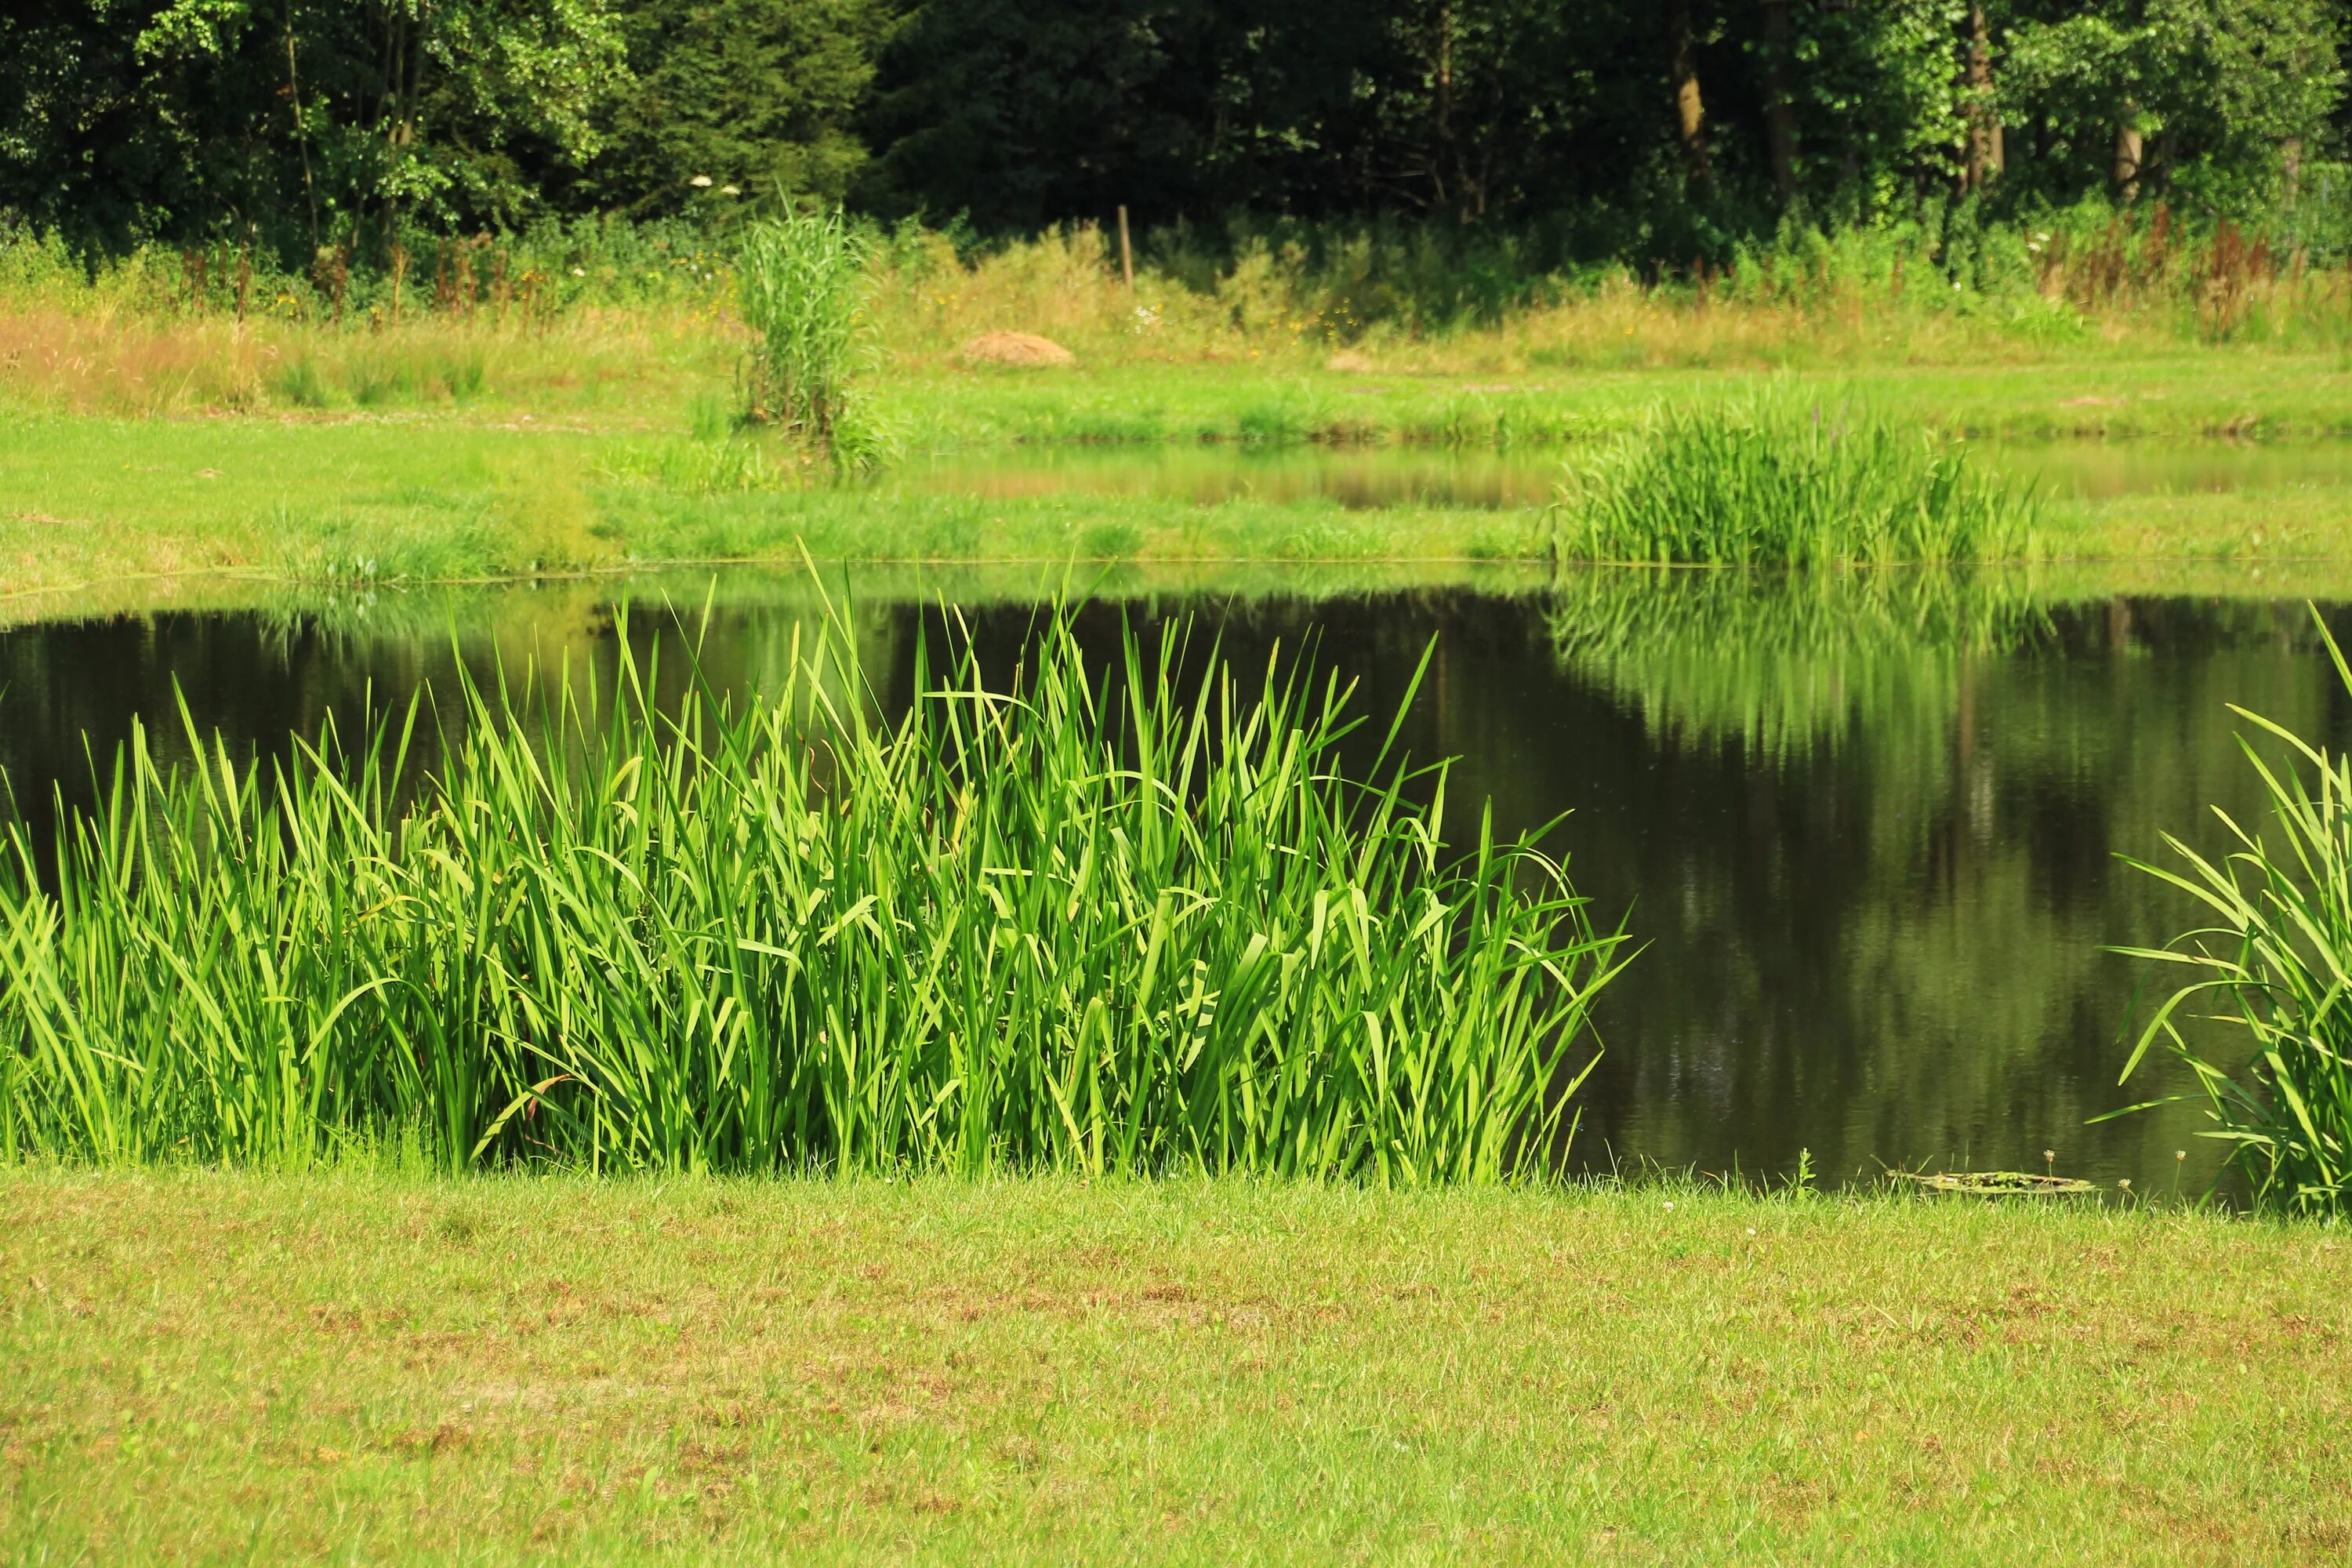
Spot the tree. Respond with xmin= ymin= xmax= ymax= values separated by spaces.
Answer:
xmin=576 ymin=0 xmax=896 ymax=216
xmin=2001 ymin=0 xmax=2343 ymax=209
xmin=1758 ymin=0 xmax=1800 ymax=209
xmin=1964 ymin=4 xmax=2005 ymax=191
xmin=1667 ymin=0 xmax=1713 ymax=194
xmin=0 ymin=0 xmax=627 ymax=254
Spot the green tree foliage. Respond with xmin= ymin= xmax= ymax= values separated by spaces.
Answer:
xmin=582 ymin=0 xmax=893 ymax=215
xmin=0 ymin=0 xmax=627 ymax=252
xmin=2001 ymin=0 xmax=2344 ymax=208
xmin=855 ymin=0 xmax=2352 ymax=238
xmin=1 ymin=0 xmax=2347 ymax=256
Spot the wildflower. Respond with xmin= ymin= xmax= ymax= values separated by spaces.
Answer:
xmin=720 ymin=186 xmax=741 ymax=197
xmin=2176 ymin=1150 xmax=2187 ymax=1162
xmin=2118 ymin=1178 xmax=2132 ymax=1191
xmin=571 ymin=266 xmax=585 ymax=277
xmin=689 ymin=175 xmax=713 ymax=188
xmin=1662 ymin=1200 xmax=1674 ymax=1210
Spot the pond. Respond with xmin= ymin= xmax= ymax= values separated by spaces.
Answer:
xmin=4 ymin=563 xmax=2332 ymax=1193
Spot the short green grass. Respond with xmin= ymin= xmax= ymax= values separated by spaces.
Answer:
xmin=891 ymin=354 xmax=2352 ymax=448
xmin=16 ymin=353 xmax=2352 ymax=602
xmin=2 ymin=1171 xmax=2347 ymax=1564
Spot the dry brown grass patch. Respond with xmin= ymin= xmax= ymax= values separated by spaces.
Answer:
xmin=959 ymin=331 xmax=1076 ymax=368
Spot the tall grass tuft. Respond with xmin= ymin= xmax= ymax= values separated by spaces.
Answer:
xmin=0 ymin=598 xmax=1629 ymax=1181
xmin=735 ymin=209 xmax=872 ymax=459
xmin=1552 ymin=393 xmax=2040 ymax=567
xmin=2107 ymin=608 xmax=2352 ymax=1215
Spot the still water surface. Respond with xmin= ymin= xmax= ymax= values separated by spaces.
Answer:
xmin=915 ymin=438 xmax=2352 ymax=509
xmin=2 ymin=568 xmax=2340 ymax=1191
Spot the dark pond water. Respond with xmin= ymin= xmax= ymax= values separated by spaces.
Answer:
xmin=4 ymin=568 xmax=2342 ymax=1192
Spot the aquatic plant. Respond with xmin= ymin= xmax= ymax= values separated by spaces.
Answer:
xmin=2108 ymin=608 xmax=2352 ymax=1215
xmin=1552 ymin=392 xmax=2040 ymax=567
xmin=736 ymin=209 xmax=871 ymax=456
xmin=0 ymin=597 xmax=1628 ymax=1181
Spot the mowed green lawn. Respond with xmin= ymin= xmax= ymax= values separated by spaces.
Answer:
xmin=2 ymin=1172 xmax=2346 ymax=1564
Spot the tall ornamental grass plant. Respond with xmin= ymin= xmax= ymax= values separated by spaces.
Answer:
xmin=1552 ymin=393 xmax=2042 ymax=567
xmin=2109 ymin=608 xmax=2352 ymax=1215
xmin=735 ymin=209 xmax=871 ymax=455
xmin=0 ymin=601 xmax=1628 ymax=1182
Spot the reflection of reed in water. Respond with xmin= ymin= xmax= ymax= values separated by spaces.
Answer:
xmin=1545 ymin=567 xmax=2055 ymax=759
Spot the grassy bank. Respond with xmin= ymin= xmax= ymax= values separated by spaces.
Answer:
xmin=16 ymin=317 xmax=2352 ymax=441
xmin=3 ymin=1170 xmax=2346 ymax=1564
xmin=13 ymin=390 xmax=2352 ymax=604
xmin=17 ymin=230 xmax=2352 ymax=598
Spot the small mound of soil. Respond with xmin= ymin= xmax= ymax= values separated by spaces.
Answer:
xmin=960 ymin=332 xmax=1075 ymax=368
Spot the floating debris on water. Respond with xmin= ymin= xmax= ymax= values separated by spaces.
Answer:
xmin=1898 ymin=1171 xmax=2097 ymax=1199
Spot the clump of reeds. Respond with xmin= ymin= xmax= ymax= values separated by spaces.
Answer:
xmin=735 ymin=210 xmax=875 ymax=462
xmin=1552 ymin=392 xmax=2041 ymax=567
xmin=2108 ymin=607 xmax=2352 ymax=1216
xmin=0 ymin=599 xmax=1628 ymax=1182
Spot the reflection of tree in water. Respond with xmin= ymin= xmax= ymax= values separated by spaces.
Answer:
xmin=1545 ymin=566 xmax=2056 ymax=761
xmin=1538 ymin=570 xmax=2352 ymax=1189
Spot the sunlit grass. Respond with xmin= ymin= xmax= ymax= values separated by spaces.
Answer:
xmin=5 ymin=1169 xmax=2348 ymax=1563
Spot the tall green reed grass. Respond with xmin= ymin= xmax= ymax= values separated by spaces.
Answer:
xmin=1552 ymin=394 xmax=2041 ymax=567
xmin=0 ymin=597 xmax=1628 ymax=1181
xmin=736 ymin=210 xmax=878 ymax=465
xmin=2107 ymin=608 xmax=2352 ymax=1215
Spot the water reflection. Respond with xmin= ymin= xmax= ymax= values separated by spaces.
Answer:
xmin=911 ymin=439 xmax=2352 ymax=510
xmin=2 ymin=569 xmax=2339 ymax=1192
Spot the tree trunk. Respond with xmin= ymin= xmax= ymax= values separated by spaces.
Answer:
xmin=1435 ymin=2 xmax=1456 ymax=217
xmin=2111 ymin=108 xmax=2143 ymax=203
xmin=1759 ymin=0 xmax=1799 ymax=211
xmin=285 ymin=1 xmax=320 ymax=251
xmin=2283 ymin=136 xmax=2304 ymax=206
xmin=1962 ymin=4 xmax=2003 ymax=191
xmin=1667 ymin=0 xmax=1711 ymax=193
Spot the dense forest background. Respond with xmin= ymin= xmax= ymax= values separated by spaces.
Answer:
xmin=2 ymin=1 xmax=2346 ymax=268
